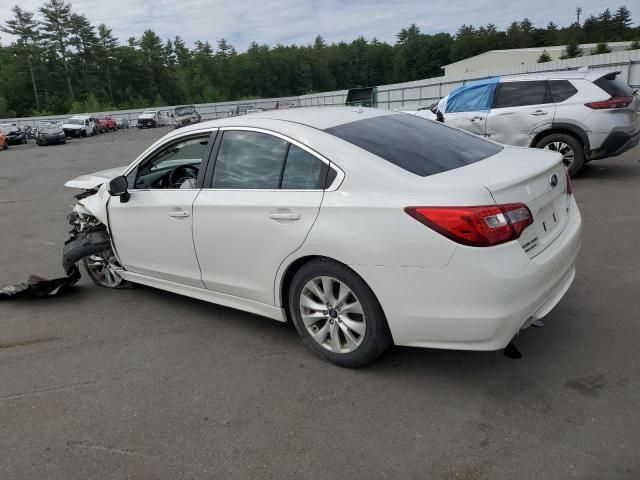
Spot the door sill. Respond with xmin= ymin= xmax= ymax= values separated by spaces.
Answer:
xmin=117 ymin=270 xmax=285 ymax=322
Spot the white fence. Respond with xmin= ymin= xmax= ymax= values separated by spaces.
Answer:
xmin=2 ymin=49 xmax=639 ymax=127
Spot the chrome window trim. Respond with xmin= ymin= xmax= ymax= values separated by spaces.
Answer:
xmin=207 ymin=126 xmax=344 ymax=192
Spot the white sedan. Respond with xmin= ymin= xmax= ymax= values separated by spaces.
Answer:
xmin=65 ymin=107 xmax=581 ymax=367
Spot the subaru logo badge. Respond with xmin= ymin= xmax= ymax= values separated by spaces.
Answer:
xmin=550 ymin=174 xmax=559 ymax=188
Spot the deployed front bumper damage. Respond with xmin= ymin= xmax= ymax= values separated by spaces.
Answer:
xmin=0 ymin=191 xmax=112 ymax=300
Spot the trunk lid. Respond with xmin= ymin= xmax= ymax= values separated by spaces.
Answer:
xmin=434 ymin=146 xmax=571 ymax=257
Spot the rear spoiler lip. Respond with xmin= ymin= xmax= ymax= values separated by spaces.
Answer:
xmin=585 ymin=69 xmax=622 ymax=82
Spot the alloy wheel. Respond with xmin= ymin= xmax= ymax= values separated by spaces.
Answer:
xmin=543 ymin=141 xmax=575 ymax=167
xmin=84 ymin=250 xmax=125 ymax=287
xmin=299 ymin=276 xmax=366 ymax=354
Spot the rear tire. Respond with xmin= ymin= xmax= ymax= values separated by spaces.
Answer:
xmin=535 ymin=133 xmax=584 ymax=176
xmin=288 ymin=258 xmax=391 ymax=368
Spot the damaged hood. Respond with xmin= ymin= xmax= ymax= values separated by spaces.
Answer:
xmin=65 ymin=166 xmax=127 ymax=189
xmin=62 ymin=123 xmax=84 ymax=130
xmin=138 ymin=113 xmax=156 ymax=119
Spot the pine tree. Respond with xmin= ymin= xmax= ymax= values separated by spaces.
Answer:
xmin=561 ymin=40 xmax=583 ymax=59
xmin=97 ymin=24 xmax=117 ymax=104
xmin=537 ymin=50 xmax=552 ymax=63
xmin=591 ymin=43 xmax=612 ymax=55
xmin=0 ymin=6 xmax=41 ymax=109
xmin=39 ymin=0 xmax=75 ymax=99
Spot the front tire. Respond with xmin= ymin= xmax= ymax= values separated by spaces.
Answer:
xmin=82 ymin=249 xmax=134 ymax=289
xmin=536 ymin=133 xmax=584 ymax=176
xmin=288 ymin=259 xmax=391 ymax=368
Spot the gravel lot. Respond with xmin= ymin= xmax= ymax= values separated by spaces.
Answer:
xmin=1 ymin=127 xmax=639 ymax=479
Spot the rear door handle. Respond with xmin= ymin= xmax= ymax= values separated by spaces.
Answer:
xmin=531 ymin=110 xmax=548 ymax=116
xmin=269 ymin=212 xmax=300 ymax=221
xmin=471 ymin=116 xmax=484 ymax=122
xmin=168 ymin=210 xmax=190 ymax=218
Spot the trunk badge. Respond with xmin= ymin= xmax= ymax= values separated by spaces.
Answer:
xmin=550 ymin=174 xmax=559 ymax=188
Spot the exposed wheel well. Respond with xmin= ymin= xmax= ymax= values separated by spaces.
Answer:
xmin=530 ymin=126 xmax=588 ymax=153
xmin=278 ymin=255 xmax=387 ymax=327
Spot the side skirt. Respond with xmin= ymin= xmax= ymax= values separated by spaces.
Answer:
xmin=118 ymin=270 xmax=286 ymax=322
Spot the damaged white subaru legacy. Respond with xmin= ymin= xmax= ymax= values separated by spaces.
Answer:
xmin=65 ymin=107 xmax=581 ymax=367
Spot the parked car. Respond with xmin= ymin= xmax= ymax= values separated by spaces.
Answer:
xmin=405 ymin=70 xmax=640 ymax=176
xmin=64 ymin=107 xmax=580 ymax=367
xmin=0 ymin=124 xmax=28 ymax=145
xmin=137 ymin=110 xmax=170 ymax=128
xmin=24 ymin=125 xmax=35 ymax=139
xmin=35 ymin=121 xmax=66 ymax=146
xmin=62 ymin=115 xmax=95 ymax=137
xmin=92 ymin=117 xmax=106 ymax=134
xmin=173 ymin=105 xmax=201 ymax=129
xmin=98 ymin=115 xmax=117 ymax=131
xmin=0 ymin=128 xmax=7 ymax=150
xmin=116 ymin=117 xmax=129 ymax=129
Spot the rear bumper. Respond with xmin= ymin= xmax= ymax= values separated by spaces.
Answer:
xmin=353 ymin=196 xmax=582 ymax=351
xmin=589 ymin=127 xmax=640 ymax=160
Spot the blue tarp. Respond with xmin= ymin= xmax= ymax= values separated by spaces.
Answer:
xmin=445 ymin=77 xmax=500 ymax=113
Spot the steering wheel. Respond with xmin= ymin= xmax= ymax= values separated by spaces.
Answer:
xmin=168 ymin=165 xmax=199 ymax=188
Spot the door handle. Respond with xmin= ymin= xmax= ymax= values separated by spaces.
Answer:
xmin=168 ymin=210 xmax=190 ymax=218
xmin=471 ymin=116 xmax=484 ymax=122
xmin=531 ymin=110 xmax=548 ymax=116
xmin=269 ymin=212 xmax=300 ymax=221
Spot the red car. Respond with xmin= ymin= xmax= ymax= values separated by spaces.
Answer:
xmin=98 ymin=115 xmax=117 ymax=131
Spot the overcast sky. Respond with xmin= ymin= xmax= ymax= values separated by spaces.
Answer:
xmin=0 ymin=0 xmax=629 ymax=51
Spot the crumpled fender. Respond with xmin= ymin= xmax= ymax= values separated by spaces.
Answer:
xmin=74 ymin=185 xmax=111 ymax=227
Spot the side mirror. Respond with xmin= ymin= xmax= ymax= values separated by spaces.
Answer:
xmin=108 ymin=175 xmax=130 ymax=203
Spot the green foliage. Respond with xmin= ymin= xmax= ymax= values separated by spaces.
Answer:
xmin=561 ymin=40 xmax=583 ymax=59
xmin=537 ymin=50 xmax=553 ymax=63
xmin=628 ymin=39 xmax=640 ymax=50
xmin=591 ymin=42 xmax=612 ymax=54
xmin=0 ymin=2 xmax=638 ymax=118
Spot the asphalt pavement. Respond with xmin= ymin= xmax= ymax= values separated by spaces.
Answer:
xmin=1 ymin=127 xmax=639 ymax=479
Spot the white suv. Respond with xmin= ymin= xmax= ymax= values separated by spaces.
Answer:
xmin=406 ymin=70 xmax=640 ymax=175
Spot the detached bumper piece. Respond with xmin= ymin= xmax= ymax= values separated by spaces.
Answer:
xmin=0 ymin=226 xmax=111 ymax=301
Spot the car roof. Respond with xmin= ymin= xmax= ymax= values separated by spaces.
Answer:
xmin=500 ymin=68 xmax=619 ymax=82
xmin=185 ymin=106 xmax=397 ymax=132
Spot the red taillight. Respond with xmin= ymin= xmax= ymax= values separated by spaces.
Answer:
xmin=585 ymin=96 xmax=633 ymax=109
xmin=565 ymin=170 xmax=573 ymax=195
xmin=405 ymin=203 xmax=533 ymax=247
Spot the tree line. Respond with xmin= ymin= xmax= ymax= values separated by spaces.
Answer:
xmin=0 ymin=1 xmax=638 ymax=118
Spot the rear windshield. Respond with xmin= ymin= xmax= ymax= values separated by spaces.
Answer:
xmin=594 ymin=75 xmax=633 ymax=97
xmin=324 ymin=114 xmax=502 ymax=177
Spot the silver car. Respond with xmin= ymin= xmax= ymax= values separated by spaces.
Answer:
xmin=412 ymin=70 xmax=640 ymax=175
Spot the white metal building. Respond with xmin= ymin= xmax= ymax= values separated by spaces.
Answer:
xmin=442 ymin=42 xmax=634 ymax=77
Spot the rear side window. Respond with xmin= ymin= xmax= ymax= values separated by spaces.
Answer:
xmin=549 ymin=80 xmax=578 ymax=102
xmin=494 ymin=81 xmax=551 ymax=108
xmin=324 ymin=114 xmax=502 ymax=177
xmin=594 ymin=75 xmax=633 ymax=97
xmin=281 ymin=145 xmax=327 ymax=189
xmin=212 ymin=131 xmax=287 ymax=189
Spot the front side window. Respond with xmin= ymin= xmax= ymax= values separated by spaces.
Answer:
xmin=133 ymin=135 xmax=210 ymax=189
xmin=212 ymin=131 xmax=288 ymax=189
xmin=494 ymin=81 xmax=551 ymax=108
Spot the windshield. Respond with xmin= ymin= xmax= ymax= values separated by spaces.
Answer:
xmin=175 ymin=106 xmax=195 ymax=115
xmin=67 ymin=119 xmax=85 ymax=125
xmin=39 ymin=123 xmax=60 ymax=131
